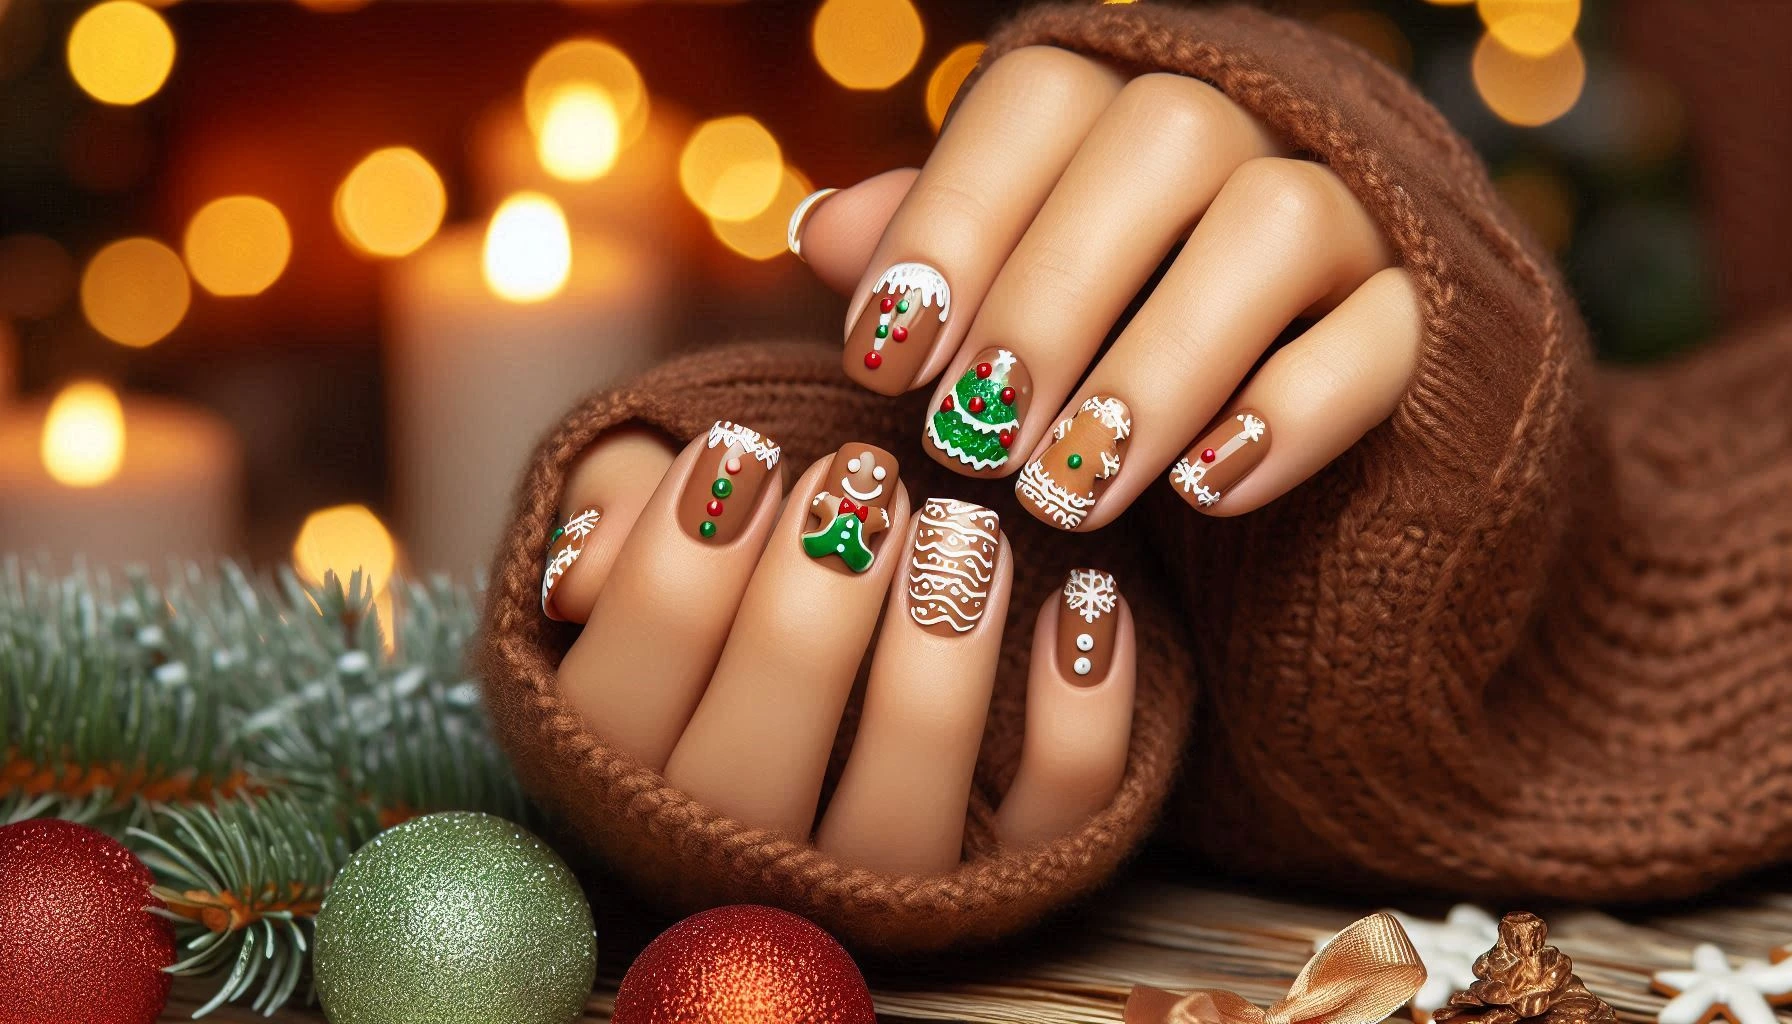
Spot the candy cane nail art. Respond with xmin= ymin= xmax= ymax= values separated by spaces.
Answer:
xmin=1170 ymin=411 xmax=1270 ymax=510
xmin=542 ymin=506 xmax=602 ymax=620
xmin=1057 ymin=568 xmax=1119 ymax=682
xmin=907 ymin=498 xmax=1000 ymax=636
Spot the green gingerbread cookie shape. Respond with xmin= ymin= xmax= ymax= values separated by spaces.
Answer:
xmin=802 ymin=443 xmax=897 ymax=574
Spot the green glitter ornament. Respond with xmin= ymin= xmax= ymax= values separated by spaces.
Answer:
xmin=313 ymin=812 xmax=596 ymax=1024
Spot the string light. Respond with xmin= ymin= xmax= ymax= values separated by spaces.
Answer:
xmin=1477 ymin=0 xmax=1579 ymax=57
xmin=710 ymin=166 xmax=812 ymax=261
xmin=66 ymin=1 xmax=176 ymax=106
xmin=537 ymin=85 xmax=622 ymax=182
xmin=334 ymin=147 xmax=446 ymax=258
xmin=183 ymin=196 xmax=291 ymax=297
xmin=925 ymin=42 xmax=984 ymax=132
xmin=482 ymin=193 xmax=572 ymax=304
xmin=1472 ymin=32 xmax=1585 ymax=127
xmin=811 ymin=0 xmax=924 ymax=91
xmin=293 ymin=504 xmax=397 ymax=594
xmin=80 ymin=237 xmax=190 ymax=348
xmin=524 ymin=39 xmax=649 ymax=149
xmin=679 ymin=116 xmax=782 ymax=222
xmin=41 ymin=381 xmax=125 ymax=487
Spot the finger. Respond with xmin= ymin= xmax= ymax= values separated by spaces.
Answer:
xmin=556 ymin=422 xmax=785 ymax=770
xmin=843 ymin=46 xmax=1125 ymax=394
xmin=993 ymin=568 xmax=1135 ymax=849
xmin=787 ymin=169 xmax=919 ymax=294
xmin=1016 ymin=157 xmax=1394 ymax=531
xmin=541 ymin=426 xmax=677 ymax=623
xmin=664 ymin=443 xmax=909 ymax=839
xmin=922 ymin=73 xmax=1278 ymax=477
xmin=814 ymin=499 xmax=1009 ymax=876
xmin=1169 ymin=267 xmax=1421 ymax=515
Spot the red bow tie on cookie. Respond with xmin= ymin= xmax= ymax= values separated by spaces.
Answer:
xmin=838 ymin=498 xmax=870 ymax=521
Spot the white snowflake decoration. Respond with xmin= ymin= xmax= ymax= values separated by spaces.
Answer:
xmin=1652 ymin=944 xmax=1792 ymax=1024
xmin=1100 ymin=450 xmax=1122 ymax=479
xmin=562 ymin=508 xmax=601 ymax=541
xmin=1171 ymin=460 xmax=1221 ymax=506
xmin=990 ymin=348 xmax=1018 ymax=378
xmin=1063 ymin=569 xmax=1118 ymax=623
xmin=1237 ymin=413 xmax=1266 ymax=442
xmin=1085 ymin=396 xmax=1132 ymax=440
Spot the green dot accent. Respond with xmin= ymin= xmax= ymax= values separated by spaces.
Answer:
xmin=711 ymin=477 xmax=732 ymax=499
xmin=896 ymin=299 xmax=910 ymax=314
xmin=1067 ymin=453 xmax=1083 ymax=469
xmin=875 ymin=324 xmax=889 ymax=339
xmin=699 ymin=521 xmax=717 ymax=538
xmin=546 ymin=526 xmax=564 ymax=549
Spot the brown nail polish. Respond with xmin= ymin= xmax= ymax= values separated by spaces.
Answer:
xmin=1169 ymin=410 xmax=1270 ymax=510
xmin=542 ymin=506 xmax=602 ymax=620
xmin=1016 ymin=395 xmax=1132 ymax=530
xmin=1057 ymin=568 xmax=1119 ymax=683
xmin=679 ymin=421 xmax=781 ymax=543
xmin=907 ymin=498 xmax=1000 ymax=636
xmin=846 ymin=262 xmax=951 ymax=391
xmin=926 ymin=347 xmax=1030 ymax=473
xmin=801 ymin=442 xmax=898 ymax=574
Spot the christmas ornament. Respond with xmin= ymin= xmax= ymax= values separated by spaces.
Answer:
xmin=613 ymin=905 xmax=875 ymax=1024
xmin=312 ymin=812 xmax=596 ymax=1024
xmin=801 ymin=443 xmax=896 ymax=574
xmin=927 ymin=347 xmax=1030 ymax=471
xmin=1435 ymin=911 xmax=1615 ymax=1024
xmin=1650 ymin=944 xmax=1792 ymax=1024
xmin=0 ymin=818 xmax=174 ymax=1024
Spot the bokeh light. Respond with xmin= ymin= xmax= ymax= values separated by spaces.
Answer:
xmin=812 ymin=0 xmax=924 ymax=91
xmin=80 ymin=237 xmax=190 ymax=347
xmin=711 ymin=166 xmax=813 ymax=261
xmin=293 ymin=503 xmax=397 ymax=593
xmin=482 ymin=192 xmax=572 ymax=304
xmin=334 ymin=147 xmax=447 ymax=258
xmin=524 ymin=39 xmax=649 ymax=148
xmin=41 ymin=380 xmax=125 ymax=488
xmin=1477 ymin=0 xmax=1579 ymax=57
xmin=183 ymin=196 xmax=292 ymax=297
xmin=679 ymin=116 xmax=782 ymax=222
xmin=66 ymin=1 xmax=175 ymax=106
xmin=537 ymin=85 xmax=622 ymax=182
xmin=1472 ymin=32 xmax=1585 ymax=127
xmin=925 ymin=42 xmax=984 ymax=131
xmin=0 ymin=234 xmax=76 ymax=319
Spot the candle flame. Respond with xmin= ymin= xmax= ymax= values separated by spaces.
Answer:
xmin=42 ymin=381 xmax=126 ymax=487
xmin=537 ymin=84 xmax=622 ymax=182
xmin=482 ymin=193 xmax=572 ymax=304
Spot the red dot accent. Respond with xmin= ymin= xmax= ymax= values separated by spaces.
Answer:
xmin=999 ymin=387 xmax=1016 ymax=405
xmin=968 ymin=396 xmax=986 ymax=414
xmin=1201 ymin=448 xmax=1217 ymax=463
xmin=879 ymin=297 xmax=895 ymax=313
xmin=863 ymin=351 xmax=882 ymax=369
xmin=891 ymin=326 xmax=908 ymax=342
xmin=975 ymin=362 xmax=992 ymax=379
xmin=998 ymin=430 xmax=1014 ymax=448
xmin=941 ymin=395 xmax=954 ymax=412
xmin=725 ymin=457 xmax=742 ymax=475
xmin=707 ymin=499 xmax=724 ymax=516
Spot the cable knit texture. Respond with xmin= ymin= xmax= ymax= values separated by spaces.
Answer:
xmin=478 ymin=0 xmax=1792 ymax=948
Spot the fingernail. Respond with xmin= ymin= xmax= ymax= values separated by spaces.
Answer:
xmin=786 ymin=187 xmax=837 ymax=262
xmin=907 ymin=498 xmax=1000 ymax=636
xmin=1016 ymin=395 xmax=1132 ymax=530
xmin=680 ymin=421 xmax=782 ymax=543
xmin=1058 ymin=568 xmax=1119 ymax=683
xmin=926 ymin=346 xmax=1030 ymax=473
xmin=801 ymin=442 xmax=898 ymax=575
xmin=846 ymin=262 xmax=951 ymax=391
xmin=542 ymin=507 xmax=602 ymax=620
xmin=1169 ymin=410 xmax=1270 ymax=511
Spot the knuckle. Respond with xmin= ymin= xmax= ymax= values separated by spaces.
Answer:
xmin=1111 ymin=73 xmax=1239 ymax=146
xmin=909 ymin=173 xmax=993 ymax=233
xmin=982 ymin=45 xmax=1107 ymax=98
xmin=1220 ymin=157 xmax=1344 ymax=243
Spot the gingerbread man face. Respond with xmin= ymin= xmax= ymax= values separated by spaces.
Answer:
xmin=802 ymin=442 xmax=899 ymax=574
xmin=834 ymin=443 xmax=892 ymax=514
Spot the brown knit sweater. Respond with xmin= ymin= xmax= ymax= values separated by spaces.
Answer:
xmin=477 ymin=2 xmax=1792 ymax=950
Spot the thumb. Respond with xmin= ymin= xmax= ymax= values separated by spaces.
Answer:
xmin=790 ymin=168 xmax=919 ymax=295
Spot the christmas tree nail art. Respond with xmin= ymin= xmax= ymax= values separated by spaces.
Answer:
xmin=678 ymin=421 xmax=781 ymax=544
xmin=542 ymin=507 xmax=602 ymax=620
xmin=926 ymin=347 xmax=1030 ymax=471
xmin=846 ymin=262 xmax=951 ymax=391
xmin=802 ymin=443 xmax=897 ymax=574
xmin=1016 ymin=395 xmax=1132 ymax=530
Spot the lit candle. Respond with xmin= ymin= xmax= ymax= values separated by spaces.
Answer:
xmin=385 ymin=201 xmax=670 ymax=574
xmin=0 ymin=382 xmax=240 ymax=567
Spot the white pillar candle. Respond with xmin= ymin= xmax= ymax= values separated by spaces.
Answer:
xmin=385 ymin=221 xmax=669 ymax=575
xmin=0 ymin=390 xmax=240 ymax=567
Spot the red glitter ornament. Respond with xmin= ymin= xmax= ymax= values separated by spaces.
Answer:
xmin=863 ymin=351 xmax=882 ymax=369
xmin=1000 ymin=387 xmax=1016 ymax=405
xmin=0 ymin=819 xmax=174 ymax=1024
xmin=968 ymin=396 xmax=986 ymax=414
xmin=975 ymin=362 xmax=992 ymax=379
xmin=879 ymin=296 xmax=894 ymax=313
xmin=941 ymin=395 xmax=954 ymax=412
xmin=613 ymin=905 xmax=874 ymax=1024
xmin=998 ymin=430 xmax=1014 ymax=448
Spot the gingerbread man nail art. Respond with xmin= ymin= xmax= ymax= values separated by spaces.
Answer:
xmin=802 ymin=443 xmax=898 ymax=574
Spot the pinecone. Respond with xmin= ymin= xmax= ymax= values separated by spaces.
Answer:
xmin=1433 ymin=913 xmax=1617 ymax=1024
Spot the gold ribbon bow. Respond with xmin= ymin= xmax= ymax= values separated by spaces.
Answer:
xmin=1126 ymin=912 xmax=1427 ymax=1024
